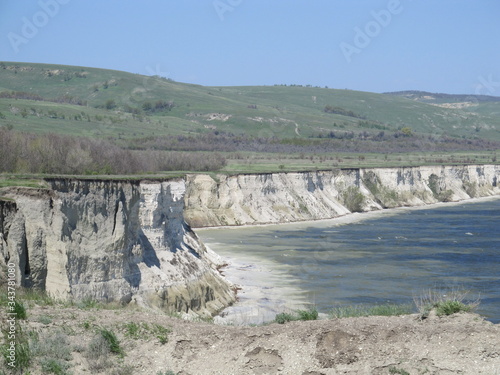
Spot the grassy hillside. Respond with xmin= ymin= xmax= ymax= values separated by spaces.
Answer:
xmin=0 ymin=62 xmax=499 ymax=176
xmin=1 ymin=61 xmax=500 ymax=141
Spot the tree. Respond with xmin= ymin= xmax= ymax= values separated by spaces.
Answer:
xmin=105 ymin=99 xmax=116 ymax=110
xmin=401 ymin=127 xmax=413 ymax=136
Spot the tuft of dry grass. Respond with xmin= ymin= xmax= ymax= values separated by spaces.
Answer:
xmin=413 ymin=287 xmax=480 ymax=318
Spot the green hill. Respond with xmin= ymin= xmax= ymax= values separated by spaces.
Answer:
xmin=1 ymin=61 xmax=499 ymax=176
xmin=1 ymin=61 xmax=500 ymax=141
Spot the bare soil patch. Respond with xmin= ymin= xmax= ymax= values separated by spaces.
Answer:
xmin=4 ymin=304 xmax=500 ymax=374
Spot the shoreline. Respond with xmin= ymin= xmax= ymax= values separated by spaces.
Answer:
xmin=197 ymin=194 xmax=500 ymax=325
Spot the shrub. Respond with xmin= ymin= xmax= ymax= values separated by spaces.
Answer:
xmin=435 ymin=300 xmax=473 ymax=316
xmin=275 ymin=308 xmax=319 ymax=324
xmin=275 ymin=312 xmax=296 ymax=324
xmin=13 ymin=301 xmax=27 ymax=319
xmin=122 ymin=322 xmax=170 ymax=344
xmin=414 ymin=288 xmax=480 ymax=318
xmin=105 ymin=99 xmax=116 ymax=110
xmin=40 ymin=357 xmax=71 ymax=375
xmin=86 ymin=334 xmax=110 ymax=371
xmin=296 ymin=308 xmax=319 ymax=321
xmin=151 ymin=324 xmax=170 ymax=345
xmin=99 ymin=328 xmax=124 ymax=357
xmin=389 ymin=367 xmax=410 ymax=375
xmin=124 ymin=322 xmax=140 ymax=339
xmin=31 ymin=330 xmax=72 ymax=362
xmin=342 ymin=186 xmax=365 ymax=212
xmin=0 ymin=128 xmax=228 ymax=174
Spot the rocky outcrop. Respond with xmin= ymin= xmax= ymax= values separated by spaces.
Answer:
xmin=184 ymin=165 xmax=500 ymax=227
xmin=0 ymin=179 xmax=235 ymax=317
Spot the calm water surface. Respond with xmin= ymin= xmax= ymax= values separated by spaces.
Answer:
xmin=198 ymin=198 xmax=500 ymax=324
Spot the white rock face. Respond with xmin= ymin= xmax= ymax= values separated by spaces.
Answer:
xmin=1 ymin=165 xmax=498 ymax=313
xmin=0 ymin=179 xmax=235 ymax=316
xmin=184 ymin=165 xmax=500 ymax=227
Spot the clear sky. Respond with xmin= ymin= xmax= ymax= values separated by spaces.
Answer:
xmin=1 ymin=0 xmax=499 ymax=95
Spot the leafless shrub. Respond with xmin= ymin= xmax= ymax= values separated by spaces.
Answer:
xmin=0 ymin=127 xmax=227 ymax=174
xmin=85 ymin=334 xmax=111 ymax=372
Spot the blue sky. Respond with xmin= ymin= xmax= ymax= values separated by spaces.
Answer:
xmin=1 ymin=0 xmax=499 ymax=95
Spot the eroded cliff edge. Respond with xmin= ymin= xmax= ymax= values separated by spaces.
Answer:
xmin=0 ymin=179 xmax=236 ymax=317
xmin=184 ymin=165 xmax=500 ymax=227
xmin=1 ymin=164 xmax=499 ymax=315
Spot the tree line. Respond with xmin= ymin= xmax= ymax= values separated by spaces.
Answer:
xmin=126 ymin=131 xmax=500 ymax=155
xmin=0 ymin=128 xmax=226 ymax=175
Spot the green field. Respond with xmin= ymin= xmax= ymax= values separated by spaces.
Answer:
xmin=221 ymin=150 xmax=498 ymax=174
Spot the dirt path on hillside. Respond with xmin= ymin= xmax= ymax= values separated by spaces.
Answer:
xmin=7 ymin=305 xmax=500 ymax=375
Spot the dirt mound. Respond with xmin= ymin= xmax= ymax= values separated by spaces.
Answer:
xmin=5 ymin=304 xmax=500 ymax=374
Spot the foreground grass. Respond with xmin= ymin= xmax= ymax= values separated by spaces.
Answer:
xmin=0 ymin=287 xmax=171 ymax=373
xmin=329 ymin=303 xmax=414 ymax=319
xmin=275 ymin=307 xmax=319 ymax=324
xmin=327 ymin=289 xmax=480 ymax=320
xmin=273 ymin=291 xmax=480 ymax=324
xmin=414 ymin=288 xmax=480 ymax=318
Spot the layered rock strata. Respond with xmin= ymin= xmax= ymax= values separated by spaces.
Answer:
xmin=0 ymin=179 xmax=235 ymax=316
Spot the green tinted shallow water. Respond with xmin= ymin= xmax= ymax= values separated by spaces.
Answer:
xmin=198 ymin=197 xmax=500 ymax=325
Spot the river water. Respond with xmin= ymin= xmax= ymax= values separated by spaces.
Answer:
xmin=197 ymin=197 xmax=500 ymax=325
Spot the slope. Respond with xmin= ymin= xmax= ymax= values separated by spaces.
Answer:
xmin=1 ymin=61 xmax=500 ymax=141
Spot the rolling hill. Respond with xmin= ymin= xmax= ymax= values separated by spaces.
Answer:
xmin=1 ymin=61 xmax=500 ymax=141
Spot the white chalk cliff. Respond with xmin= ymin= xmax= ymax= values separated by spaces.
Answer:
xmin=1 ymin=165 xmax=499 ymax=314
xmin=184 ymin=165 xmax=500 ymax=227
xmin=0 ymin=179 xmax=235 ymax=316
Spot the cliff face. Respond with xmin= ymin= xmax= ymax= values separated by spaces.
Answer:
xmin=0 ymin=179 xmax=235 ymax=316
xmin=1 ymin=164 xmax=498 ymax=313
xmin=184 ymin=165 xmax=500 ymax=227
